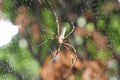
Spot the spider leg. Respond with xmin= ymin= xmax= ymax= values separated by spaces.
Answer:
xmin=53 ymin=10 xmax=60 ymax=36
xmin=49 ymin=46 xmax=61 ymax=64
xmin=64 ymin=22 xmax=75 ymax=39
xmin=33 ymin=37 xmax=54 ymax=48
xmin=64 ymin=43 xmax=77 ymax=62
xmin=38 ymin=0 xmax=60 ymax=35
xmin=63 ymin=45 xmax=75 ymax=68
xmin=43 ymin=0 xmax=60 ymax=36
xmin=63 ymin=43 xmax=77 ymax=78
xmin=42 ymin=28 xmax=55 ymax=35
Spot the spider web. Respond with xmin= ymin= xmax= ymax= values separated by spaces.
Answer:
xmin=0 ymin=0 xmax=120 ymax=80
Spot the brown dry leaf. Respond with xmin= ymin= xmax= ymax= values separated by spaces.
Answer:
xmin=75 ymin=26 xmax=107 ymax=49
xmin=74 ymin=27 xmax=91 ymax=37
xmin=15 ymin=13 xmax=32 ymax=26
xmin=40 ymin=50 xmax=82 ymax=80
xmin=40 ymin=23 xmax=108 ymax=80
xmin=40 ymin=51 xmax=108 ymax=80
xmin=85 ymin=10 xmax=94 ymax=22
xmin=15 ymin=6 xmax=32 ymax=35
xmin=16 ymin=6 xmax=27 ymax=14
xmin=91 ymin=31 xmax=107 ymax=49
xmin=82 ymin=60 xmax=108 ymax=80
xmin=31 ymin=23 xmax=41 ymax=42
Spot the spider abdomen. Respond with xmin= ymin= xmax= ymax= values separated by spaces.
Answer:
xmin=58 ymin=37 xmax=64 ymax=44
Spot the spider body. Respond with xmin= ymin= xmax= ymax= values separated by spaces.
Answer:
xmin=56 ymin=36 xmax=64 ymax=45
xmin=56 ymin=27 xmax=66 ymax=45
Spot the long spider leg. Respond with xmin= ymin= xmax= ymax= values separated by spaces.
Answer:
xmin=53 ymin=10 xmax=60 ymax=36
xmin=38 ymin=0 xmax=60 ymax=35
xmin=64 ymin=43 xmax=77 ymax=55
xmin=63 ymin=45 xmax=74 ymax=66
xmin=63 ymin=43 xmax=77 ymax=78
xmin=64 ymin=22 xmax=75 ymax=39
xmin=43 ymin=0 xmax=60 ymax=36
xmin=33 ymin=38 xmax=54 ymax=48
xmin=49 ymin=47 xmax=61 ymax=64
xmin=42 ymin=29 xmax=55 ymax=35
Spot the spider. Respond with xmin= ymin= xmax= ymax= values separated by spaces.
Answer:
xmin=37 ymin=0 xmax=78 ymax=77
xmin=38 ymin=16 xmax=77 ymax=69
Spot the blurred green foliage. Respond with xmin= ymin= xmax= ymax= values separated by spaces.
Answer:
xmin=1 ymin=0 xmax=120 ymax=80
xmin=0 ymin=35 xmax=40 ymax=80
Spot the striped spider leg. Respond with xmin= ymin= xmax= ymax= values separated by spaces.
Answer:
xmin=63 ymin=42 xmax=77 ymax=78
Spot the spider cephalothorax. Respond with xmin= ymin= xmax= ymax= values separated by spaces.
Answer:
xmin=56 ymin=27 xmax=66 ymax=45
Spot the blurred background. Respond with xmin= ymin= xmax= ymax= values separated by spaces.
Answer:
xmin=0 ymin=0 xmax=120 ymax=80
